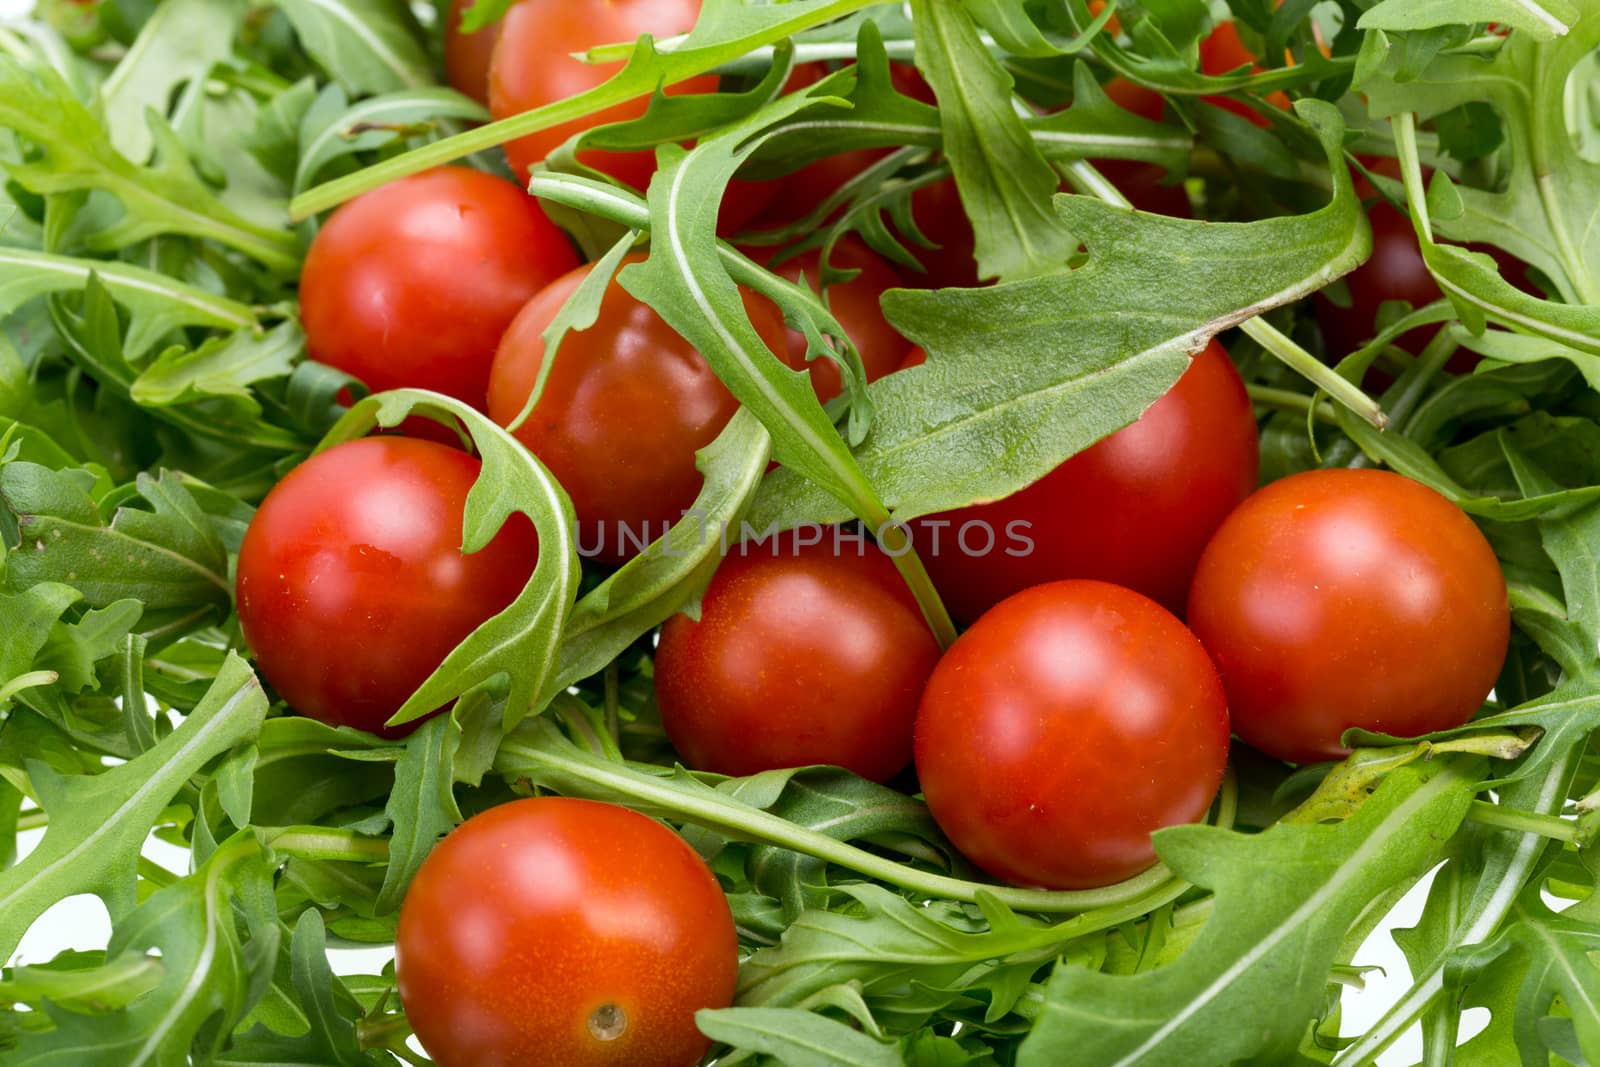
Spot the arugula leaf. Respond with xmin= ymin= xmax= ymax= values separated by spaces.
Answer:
xmin=293 ymin=84 xmax=489 ymax=195
xmin=911 ymin=0 xmax=1077 ymax=281
xmin=275 ymin=0 xmax=432 ymax=96
xmin=99 ymin=0 xmax=248 ymax=163
xmin=697 ymin=1006 xmax=903 ymax=1066
xmin=1021 ymin=763 xmax=1475 ymax=1066
xmin=0 ymin=654 xmax=266 ymax=962
xmin=752 ymin=100 xmax=1368 ymax=527
xmin=131 ymin=322 xmax=305 ymax=417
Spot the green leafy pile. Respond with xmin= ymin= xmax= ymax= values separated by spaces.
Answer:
xmin=1 ymin=0 xmax=1598 ymax=1064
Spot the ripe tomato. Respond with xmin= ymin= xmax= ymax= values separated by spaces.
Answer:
xmin=299 ymin=167 xmax=578 ymax=410
xmin=235 ymin=438 xmax=537 ymax=735
xmin=487 ymin=258 xmax=787 ymax=564
xmin=914 ymin=580 xmax=1230 ymax=890
xmin=1187 ymin=468 xmax=1510 ymax=764
xmin=1199 ymin=20 xmax=1292 ymax=127
xmin=902 ymin=176 xmax=983 ymax=289
xmin=655 ymin=536 xmax=941 ymax=782
xmin=770 ymin=237 xmax=908 ymax=401
xmin=1104 ymin=77 xmax=1166 ymax=122
xmin=1095 ymin=158 xmax=1192 ymax=217
xmin=443 ymin=0 xmax=501 ymax=106
xmin=914 ymin=340 xmax=1258 ymax=622
xmin=397 ymin=797 xmax=737 ymax=1067
xmin=488 ymin=0 xmax=711 ymax=189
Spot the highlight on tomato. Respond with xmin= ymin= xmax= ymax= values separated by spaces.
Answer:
xmin=915 ymin=580 xmax=1231 ymax=890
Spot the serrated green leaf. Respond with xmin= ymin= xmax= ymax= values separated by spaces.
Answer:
xmin=696 ymin=1006 xmax=904 ymax=1067
xmin=1022 ymin=763 xmax=1474 ymax=1067
xmin=293 ymin=84 xmax=488 ymax=195
xmin=0 ymin=654 xmax=267 ymax=961
xmin=1358 ymin=0 xmax=1577 ymax=42
xmin=131 ymin=321 xmax=304 ymax=413
xmin=276 ymin=0 xmax=432 ymax=96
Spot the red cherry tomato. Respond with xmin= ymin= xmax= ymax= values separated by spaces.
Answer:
xmin=443 ymin=0 xmax=502 ymax=106
xmin=487 ymin=258 xmax=787 ymax=564
xmin=235 ymin=438 xmax=537 ymax=735
xmin=900 ymin=345 xmax=927 ymax=369
xmin=299 ymin=168 xmax=578 ymax=410
xmin=771 ymin=237 xmax=908 ymax=401
xmin=915 ymin=580 xmax=1230 ymax=890
xmin=397 ymin=797 xmax=737 ymax=1067
xmin=1187 ymin=468 xmax=1511 ymax=764
xmin=914 ymin=340 xmax=1258 ymax=622
xmin=1103 ymin=76 xmax=1165 ymax=122
xmin=655 ymin=537 xmax=941 ymax=782
xmin=1200 ymin=21 xmax=1292 ymax=127
xmin=488 ymin=0 xmax=712 ymax=190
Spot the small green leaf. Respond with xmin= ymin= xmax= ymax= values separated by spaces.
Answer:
xmin=275 ymin=0 xmax=432 ymax=96
xmin=696 ymin=1006 xmax=904 ymax=1067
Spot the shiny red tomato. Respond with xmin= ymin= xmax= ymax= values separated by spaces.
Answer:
xmin=1103 ymin=76 xmax=1166 ymax=122
xmin=235 ymin=438 xmax=537 ymax=735
xmin=1187 ymin=468 xmax=1511 ymax=764
xmin=397 ymin=797 xmax=737 ymax=1067
xmin=299 ymin=167 xmax=578 ymax=410
xmin=915 ymin=580 xmax=1230 ymax=889
xmin=903 ymin=177 xmax=982 ymax=289
xmin=443 ymin=0 xmax=502 ymax=105
xmin=488 ymin=0 xmax=711 ymax=189
xmin=771 ymin=237 xmax=908 ymax=401
xmin=914 ymin=340 xmax=1258 ymax=622
xmin=655 ymin=537 xmax=941 ymax=782
xmin=487 ymin=258 xmax=787 ymax=564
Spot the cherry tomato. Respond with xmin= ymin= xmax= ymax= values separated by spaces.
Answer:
xmin=397 ymin=797 xmax=737 ymax=1067
xmin=1103 ymin=76 xmax=1165 ymax=122
xmin=1187 ymin=468 xmax=1511 ymax=764
xmin=1200 ymin=21 xmax=1292 ymax=127
xmin=1096 ymin=158 xmax=1192 ymax=217
xmin=900 ymin=345 xmax=927 ymax=369
xmin=443 ymin=0 xmax=502 ymax=106
xmin=655 ymin=536 xmax=941 ymax=782
xmin=488 ymin=0 xmax=712 ymax=190
xmin=299 ymin=168 xmax=578 ymax=410
xmin=771 ymin=237 xmax=908 ymax=401
xmin=235 ymin=438 xmax=537 ymax=735
xmin=914 ymin=580 xmax=1230 ymax=889
xmin=913 ymin=340 xmax=1258 ymax=622
xmin=487 ymin=258 xmax=787 ymax=564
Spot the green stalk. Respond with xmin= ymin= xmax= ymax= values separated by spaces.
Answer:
xmin=494 ymin=726 xmax=1240 ymax=913
xmin=1463 ymin=801 xmax=1577 ymax=843
xmin=1060 ymin=159 xmax=1389 ymax=430
xmin=1247 ymin=385 xmax=1339 ymax=424
xmin=258 ymin=826 xmax=391 ymax=863
xmin=288 ymin=0 xmax=884 ymax=219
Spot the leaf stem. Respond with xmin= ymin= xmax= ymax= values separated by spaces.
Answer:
xmin=497 ymin=727 xmax=1184 ymax=913
xmin=258 ymin=826 xmax=391 ymax=863
xmin=0 ymin=670 xmax=59 ymax=706
xmin=15 ymin=809 xmax=46 ymax=833
xmin=1246 ymin=385 xmax=1338 ymax=424
xmin=1463 ymin=800 xmax=1576 ymax=843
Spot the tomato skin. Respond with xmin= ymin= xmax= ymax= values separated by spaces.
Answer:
xmin=487 ymin=259 xmax=787 ymax=564
xmin=914 ymin=340 xmax=1258 ymax=622
xmin=914 ymin=580 xmax=1230 ymax=890
xmin=299 ymin=168 xmax=578 ymax=410
xmin=1199 ymin=21 xmax=1292 ymax=127
xmin=235 ymin=438 xmax=537 ymax=735
xmin=396 ymin=797 xmax=737 ymax=1067
xmin=488 ymin=0 xmax=713 ymax=189
xmin=1187 ymin=468 xmax=1511 ymax=764
xmin=443 ymin=0 xmax=502 ymax=105
xmin=772 ymin=237 xmax=908 ymax=401
xmin=1103 ymin=76 xmax=1164 ymax=122
xmin=903 ymin=177 xmax=983 ymax=289
xmin=655 ymin=538 xmax=941 ymax=782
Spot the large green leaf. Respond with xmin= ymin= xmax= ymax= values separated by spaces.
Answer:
xmin=274 ymin=0 xmax=432 ymax=96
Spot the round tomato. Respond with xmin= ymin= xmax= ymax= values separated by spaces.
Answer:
xmin=1104 ymin=76 xmax=1165 ymax=122
xmin=770 ymin=237 xmax=908 ymax=401
xmin=913 ymin=339 xmax=1258 ymax=622
xmin=654 ymin=536 xmax=941 ymax=782
xmin=1187 ymin=468 xmax=1511 ymax=764
xmin=235 ymin=438 xmax=537 ymax=735
xmin=299 ymin=167 xmax=578 ymax=410
xmin=443 ymin=0 xmax=502 ymax=105
xmin=488 ymin=0 xmax=711 ymax=189
xmin=397 ymin=797 xmax=737 ymax=1067
xmin=487 ymin=257 xmax=787 ymax=564
xmin=914 ymin=580 xmax=1230 ymax=890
